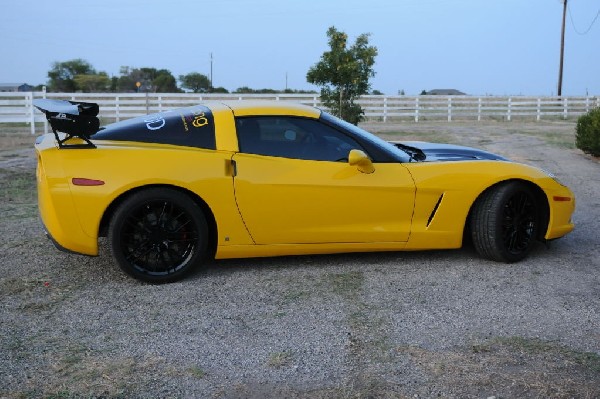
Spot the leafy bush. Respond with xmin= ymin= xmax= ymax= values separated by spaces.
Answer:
xmin=576 ymin=108 xmax=600 ymax=157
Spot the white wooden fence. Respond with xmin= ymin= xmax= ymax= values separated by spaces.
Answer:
xmin=1 ymin=91 xmax=599 ymax=135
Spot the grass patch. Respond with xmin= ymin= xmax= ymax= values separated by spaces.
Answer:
xmin=328 ymin=271 xmax=364 ymax=300
xmin=400 ymin=337 xmax=600 ymax=398
xmin=267 ymin=351 xmax=292 ymax=368
xmin=282 ymin=289 xmax=310 ymax=303
xmin=495 ymin=336 xmax=600 ymax=373
xmin=0 ymin=168 xmax=37 ymax=219
xmin=11 ymin=354 xmax=171 ymax=398
xmin=0 ymin=130 xmax=37 ymax=151
xmin=522 ymin=130 xmax=576 ymax=149
xmin=0 ymin=276 xmax=82 ymax=316
xmin=0 ymin=168 xmax=36 ymax=201
xmin=187 ymin=365 xmax=206 ymax=379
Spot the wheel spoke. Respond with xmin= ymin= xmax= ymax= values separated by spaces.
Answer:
xmin=518 ymin=193 xmax=529 ymax=215
xmin=118 ymin=198 xmax=199 ymax=276
xmin=124 ymin=215 xmax=152 ymax=234
xmin=157 ymin=201 xmax=168 ymax=226
xmin=501 ymin=191 xmax=536 ymax=255
xmin=125 ymin=241 xmax=154 ymax=263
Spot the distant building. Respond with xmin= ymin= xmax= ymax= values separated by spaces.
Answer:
xmin=425 ymin=89 xmax=466 ymax=95
xmin=0 ymin=83 xmax=34 ymax=92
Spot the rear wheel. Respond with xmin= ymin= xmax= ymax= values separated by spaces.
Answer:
xmin=108 ymin=188 xmax=208 ymax=283
xmin=470 ymin=181 xmax=539 ymax=263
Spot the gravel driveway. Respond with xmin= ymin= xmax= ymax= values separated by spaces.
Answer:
xmin=1 ymin=121 xmax=599 ymax=398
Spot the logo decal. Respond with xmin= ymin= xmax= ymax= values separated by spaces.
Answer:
xmin=144 ymin=115 xmax=166 ymax=131
xmin=192 ymin=111 xmax=208 ymax=128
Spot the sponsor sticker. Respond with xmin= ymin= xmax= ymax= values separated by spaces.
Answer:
xmin=180 ymin=108 xmax=210 ymax=132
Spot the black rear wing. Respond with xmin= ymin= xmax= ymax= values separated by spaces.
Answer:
xmin=34 ymin=99 xmax=100 ymax=148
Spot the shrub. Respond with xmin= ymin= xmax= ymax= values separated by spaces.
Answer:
xmin=576 ymin=108 xmax=600 ymax=157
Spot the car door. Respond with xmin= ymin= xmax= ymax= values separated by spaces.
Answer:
xmin=232 ymin=116 xmax=415 ymax=245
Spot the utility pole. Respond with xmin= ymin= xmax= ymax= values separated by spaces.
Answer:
xmin=557 ymin=0 xmax=567 ymax=97
xmin=210 ymin=53 xmax=213 ymax=91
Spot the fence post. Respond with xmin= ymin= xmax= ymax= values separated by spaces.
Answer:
xmin=563 ymin=98 xmax=568 ymax=119
xmin=115 ymin=96 xmax=120 ymax=122
xmin=477 ymin=98 xmax=482 ymax=122
xmin=313 ymin=96 xmax=318 ymax=107
xmin=536 ymin=98 xmax=541 ymax=121
xmin=415 ymin=97 xmax=419 ymax=122
xmin=447 ymin=97 xmax=452 ymax=122
xmin=158 ymin=95 xmax=163 ymax=112
xmin=585 ymin=96 xmax=589 ymax=113
xmin=28 ymin=92 xmax=35 ymax=135
xmin=507 ymin=98 xmax=512 ymax=121
xmin=383 ymin=96 xmax=387 ymax=122
xmin=42 ymin=87 xmax=48 ymax=134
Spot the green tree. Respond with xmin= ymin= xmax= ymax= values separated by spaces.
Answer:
xmin=179 ymin=72 xmax=211 ymax=93
xmin=73 ymin=72 xmax=111 ymax=92
xmin=47 ymin=59 xmax=96 ymax=92
xmin=234 ymin=86 xmax=255 ymax=93
xmin=153 ymin=73 xmax=178 ymax=93
xmin=211 ymin=86 xmax=229 ymax=93
xmin=139 ymin=68 xmax=178 ymax=92
xmin=116 ymin=67 xmax=179 ymax=92
xmin=306 ymin=26 xmax=377 ymax=125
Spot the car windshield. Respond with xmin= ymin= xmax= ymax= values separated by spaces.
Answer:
xmin=320 ymin=112 xmax=410 ymax=162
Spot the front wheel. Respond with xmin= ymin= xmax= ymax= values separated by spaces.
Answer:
xmin=108 ymin=188 xmax=208 ymax=283
xmin=470 ymin=181 xmax=540 ymax=263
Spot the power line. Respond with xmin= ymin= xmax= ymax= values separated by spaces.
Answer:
xmin=568 ymin=2 xmax=600 ymax=35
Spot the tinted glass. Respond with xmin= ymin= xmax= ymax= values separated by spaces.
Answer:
xmin=94 ymin=105 xmax=216 ymax=150
xmin=236 ymin=116 xmax=366 ymax=161
xmin=320 ymin=112 xmax=410 ymax=163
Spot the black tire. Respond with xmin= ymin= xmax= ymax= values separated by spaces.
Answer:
xmin=470 ymin=181 xmax=539 ymax=263
xmin=108 ymin=188 xmax=208 ymax=283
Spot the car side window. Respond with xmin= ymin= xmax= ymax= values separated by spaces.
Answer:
xmin=236 ymin=116 xmax=366 ymax=161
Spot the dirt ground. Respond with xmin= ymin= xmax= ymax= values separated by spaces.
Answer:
xmin=0 ymin=121 xmax=599 ymax=398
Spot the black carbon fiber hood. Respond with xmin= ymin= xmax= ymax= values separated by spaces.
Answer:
xmin=390 ymin=141 xmax=509 ymax=162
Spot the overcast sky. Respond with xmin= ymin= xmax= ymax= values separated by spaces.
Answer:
xmin=1 ymin=0 xmax=598 ymax=95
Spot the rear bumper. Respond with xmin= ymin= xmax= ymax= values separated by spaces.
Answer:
xmin=36 ymin=153 xmax=99 ymax=256
xmin=43 ymin=224 xmax=93 ymax=256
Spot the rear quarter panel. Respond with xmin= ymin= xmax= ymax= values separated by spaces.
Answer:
xmin=37 ymin=139 xmax=252 ymax=255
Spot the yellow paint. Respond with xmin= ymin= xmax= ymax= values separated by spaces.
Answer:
xmin=35 ymin=101 xmax=575 ymax=261
xmin=231 ymin=153 xmax=414 ymax=245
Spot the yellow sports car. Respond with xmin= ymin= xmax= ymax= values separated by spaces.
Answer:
xmin=34 ymin=99 xmax=575 ymax=282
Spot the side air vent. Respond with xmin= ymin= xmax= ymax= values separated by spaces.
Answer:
xmin=426 ymin=194 xmax=444 ymax=227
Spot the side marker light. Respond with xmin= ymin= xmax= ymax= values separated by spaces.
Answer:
xmin=72 ymin=178 xmax=105 ymax=186
xmin=553 ymin=196 xmax=571 ymax=202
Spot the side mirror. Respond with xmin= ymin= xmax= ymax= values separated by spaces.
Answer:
xmin=348 ymin=149 xmax=375 ymax=174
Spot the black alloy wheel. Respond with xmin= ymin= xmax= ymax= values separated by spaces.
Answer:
xmin=109 ymin=188 xmax=208 ymax=282
xmin=470 ymin=181 xmax=540 ymax=263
